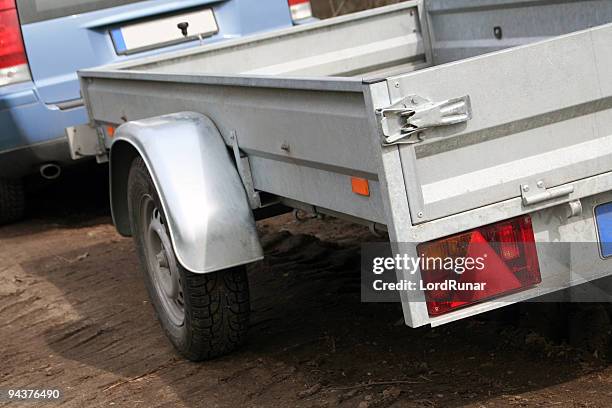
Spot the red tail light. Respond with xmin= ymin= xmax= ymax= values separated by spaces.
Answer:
xmin=0 ymin=0 xmax=30 ymax=86
xmin=417 ymin=216 xmax=541 ymax=316
xmin=288 ymin=0 xmax=312 ymax=22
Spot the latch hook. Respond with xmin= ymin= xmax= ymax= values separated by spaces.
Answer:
xmin=377 ymin=94 xmax=472 ymax=145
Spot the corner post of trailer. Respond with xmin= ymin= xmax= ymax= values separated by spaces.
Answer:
xmin=363 ymin=80 xmax=430 ymax=328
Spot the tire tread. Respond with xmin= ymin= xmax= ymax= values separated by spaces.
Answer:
xmin=127 ymin=157 xmax=250 ymax=362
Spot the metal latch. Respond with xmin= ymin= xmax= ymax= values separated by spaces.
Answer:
xmin=377 ymin=95 xmax=472 ymax=145
xmin=521 ymin=181 xmax=574 ymax=206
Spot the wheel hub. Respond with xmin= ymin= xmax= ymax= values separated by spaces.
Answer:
xmin=141 ymin=197 xmax=185 ymax=326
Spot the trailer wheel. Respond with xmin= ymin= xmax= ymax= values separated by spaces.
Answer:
xmin=0 ymin=178 xmax=25 ymax=225
xmin=127 ymin=157 xmax=250 ymax=361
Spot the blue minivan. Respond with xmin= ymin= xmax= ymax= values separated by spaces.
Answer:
xmin=0 ymin=0 xmax=313 ymax=223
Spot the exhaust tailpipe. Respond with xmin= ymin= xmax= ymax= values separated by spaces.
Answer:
xmin=40 ymin=163 xmax=61 ymax=180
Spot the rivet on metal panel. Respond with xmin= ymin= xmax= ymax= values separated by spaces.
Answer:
xmin=522 ymin=185 xmax=530 ymax=193
xmin=394 ymin=82 xmax=400 ymax=88
xmin=417 ymin=212 xmax=424 ymax=218
xmin=281 ymin=142 xmax=290 ymax=152
xmin=536 ymin=180 xmax=545 ymax=189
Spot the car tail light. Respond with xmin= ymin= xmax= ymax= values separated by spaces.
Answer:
xmin=288 ymin=0 xmax=312 ymax=22
xmin=0 ymin=0 xmax=30 ymax=86
xmin=417 ymin=215 xmax=541 ymax=317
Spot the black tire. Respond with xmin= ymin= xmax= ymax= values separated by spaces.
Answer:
xmin=0 ymin=178 xmax=25 ymax=225
xmin=127 ymin=157 xmax=250 ymax=361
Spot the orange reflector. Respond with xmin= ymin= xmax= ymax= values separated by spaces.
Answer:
xmin=106 ymin=126 xmax=115 ymax=137
xmin=351 ymin=177 xmax=370 ymax=196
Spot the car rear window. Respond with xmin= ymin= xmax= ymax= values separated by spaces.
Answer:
xmin=17 ymin=0 xmax=147 ymax=24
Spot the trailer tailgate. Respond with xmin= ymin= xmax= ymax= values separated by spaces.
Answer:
xmin=386 ymin=22 xmax=612 ymax=224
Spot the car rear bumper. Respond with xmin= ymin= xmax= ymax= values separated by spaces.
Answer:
xmin=0 ymin=82 xmax=88 ymax=178
xmin=0 ymin=137 xmax=73 ymax=179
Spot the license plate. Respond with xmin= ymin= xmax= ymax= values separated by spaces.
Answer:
xmin=595 ymin=202 xmax=612 ymax=258
xmin=111 ymin=9 xmax=218 ymax=55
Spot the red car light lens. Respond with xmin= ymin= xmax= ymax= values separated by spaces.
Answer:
xmin=417 ymin=216 xmax=541 ymax=316
xmin=0 ymin=0 xmax=30 ymax=85
xmin=287 ymin=0 xmax=312 ymax=22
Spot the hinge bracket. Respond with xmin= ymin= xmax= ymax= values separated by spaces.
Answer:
xmin=377 ymin=94 xmax=472 ymax=145
xmin=521 ymin=180 xmax=574 ymax=206
xmin=231 ymin=131 xmax=261 ymax=210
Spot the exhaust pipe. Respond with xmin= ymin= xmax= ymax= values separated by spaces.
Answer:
xmin=40 ymin=163 xmax=61 ymax=180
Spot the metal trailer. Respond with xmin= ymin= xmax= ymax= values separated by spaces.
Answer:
xmin=73 ymin=0 xmax=612 ymax=360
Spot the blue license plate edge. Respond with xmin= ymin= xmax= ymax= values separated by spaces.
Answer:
xmin=595 ymin=202 xmax=612 ymax=258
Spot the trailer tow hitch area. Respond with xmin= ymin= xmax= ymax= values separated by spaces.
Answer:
xmin=377 ymin=95 xmax=472 ymax=145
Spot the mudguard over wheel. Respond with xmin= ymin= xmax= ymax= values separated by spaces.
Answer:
xmin=0 ymin=178 xmax=25 ymax=225
xmin=127 ymin=157 xmax=250 ymax=361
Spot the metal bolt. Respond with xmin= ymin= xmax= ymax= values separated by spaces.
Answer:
xmin=417 ymin=212 xmax=424 ymax=218
xmin=522 ymin=185 xmax=530 ymax=192
xmin=394 ymin=82 xmax=400 ymax=88
xmin=536 ymin=181 xmax=545 ymax=189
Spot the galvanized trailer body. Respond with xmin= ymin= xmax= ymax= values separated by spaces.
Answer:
xmin=77 ymin=0 xmax=612 ymax=329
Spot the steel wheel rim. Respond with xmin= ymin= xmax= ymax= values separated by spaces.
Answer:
xmin=141 ymin=195 xmax=185 ymax=326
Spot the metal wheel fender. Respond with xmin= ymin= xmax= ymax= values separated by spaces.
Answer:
xmin=109 ymin=112 xmax=263 ymax=274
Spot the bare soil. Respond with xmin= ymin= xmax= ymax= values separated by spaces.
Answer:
xmin=1 ymin=165 xmax=612 ymax=408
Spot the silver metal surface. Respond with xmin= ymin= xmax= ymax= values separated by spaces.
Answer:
xmin=93 ymin=1 xmax=426 ymax=79
xmin=66 ymin=124 xmax=103 ymax=160
xmin=110 ymin=112 xmax=263 ymax=274
xmin=391 ymin=21 xmax=612 ymax=223
xmin=426 ymin=0 xmax=612 ymax=65
xmin=78 ymin=0 xmax=612 ymax=328
xmin=363 ymin=81 xmax=430 ymax=328
xmin=566 ymin=200 xmax=583 ymax=219
xmin=377 ymin=94 xmax=472 ymax=145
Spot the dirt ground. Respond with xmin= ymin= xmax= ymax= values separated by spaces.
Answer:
xmin=0 ymin=165 xmax=611 ymax=408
